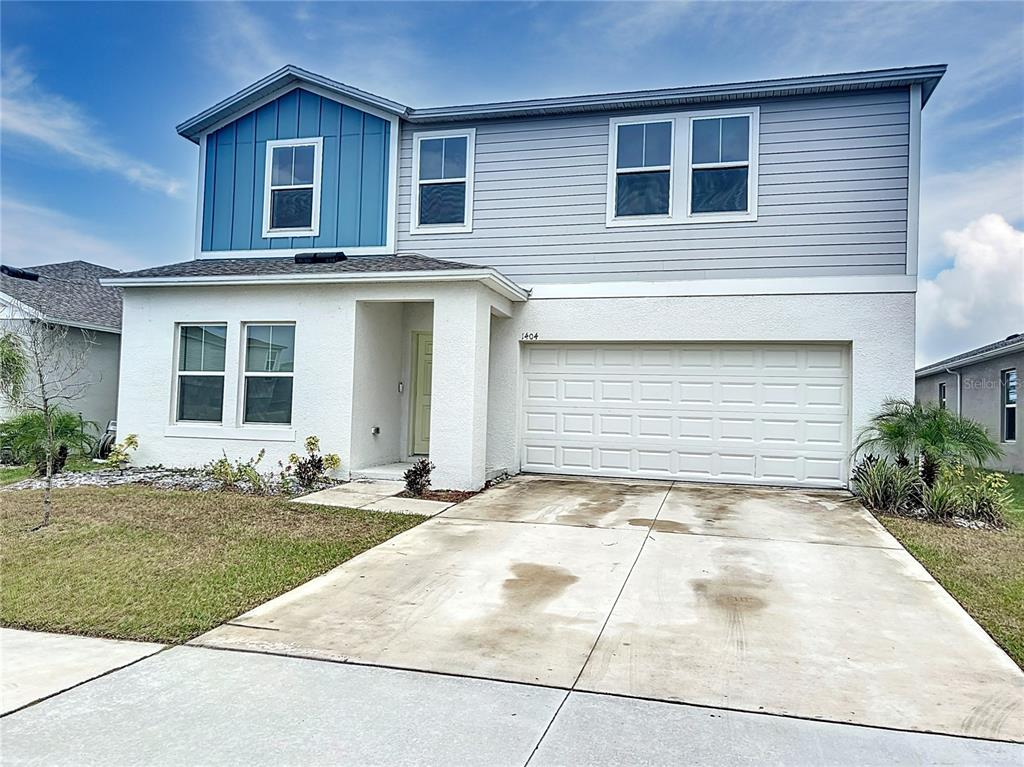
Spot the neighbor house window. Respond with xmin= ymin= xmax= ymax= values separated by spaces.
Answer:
xmin=938 ymin=382 xmax=947 ymax=410
xmin=1002 ymin=369 xmax=1017 ymax=442
xmin=689 ymin=115 xmax=751 ymax=215
xmin=175 ymin=325 xmax=226 ymax=422
xmin=262 ymin=138 xmax=323 ymax=238
xmin=607 ymin=108 xmax=758 ymax=227
xmin=613 ymin=121 xmax=672 ymax=218
xmin=243 ymin=324 xmax=295 ymax=425
xmin=411 ymin=129 xmax=475 ymax=234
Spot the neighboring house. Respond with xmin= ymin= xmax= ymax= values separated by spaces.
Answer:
xmin=0 ymin=261 xmax=123 ymax=430
xmin=916 ymin=334 xmax=1022 ymax=473
xmin=103 ymin=64 xmax=945 ymax=490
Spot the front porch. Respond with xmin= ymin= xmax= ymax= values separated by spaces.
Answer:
xmin=346 ymin=281 xmax=519 ymax=490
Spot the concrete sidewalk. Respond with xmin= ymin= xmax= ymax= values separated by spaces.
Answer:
xmin=0 ymin=628 xmax=164 ymax=714
xmin=2 ymin=646 xmax=1021 ymax=766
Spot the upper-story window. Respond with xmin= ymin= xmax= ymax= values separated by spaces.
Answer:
xmin=262 ymin=138 xmax=323 ymax=238
xmin=607 ymin=107 xmax=758 ymax=227
xmin=614 ymin=121 xmax=673 ymax=218
xmin=411 ymin=129 xmax=475 ymax=235
xmin=938 ymin=382 xmax=947 ymax=410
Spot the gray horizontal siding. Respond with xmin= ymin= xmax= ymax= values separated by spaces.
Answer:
xmin=396 ymin=89 xmax=910 ymax=284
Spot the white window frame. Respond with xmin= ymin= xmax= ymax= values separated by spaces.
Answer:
xmin=173 ymin=323 xmax=227 ymax=425
xmin=410 ymin=128 xmax=476 ymax=235
xmin=606 ymin=106 xmax=759 ymax=228
xmin=1002 ymin=368 xmax=1017 ymax=443
xmin=607 ymin=119 xmax=674 ymax=225
xmin=241 ymin=322 xmax=296 ymax=426
xmin=938 ymin=382 xmax=947 ymax=410
xmin=261 ymin=137 xmax=324 ymax=238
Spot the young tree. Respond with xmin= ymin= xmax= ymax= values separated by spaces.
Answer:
xmin=0 ymin=320 xmax=95 ymax=528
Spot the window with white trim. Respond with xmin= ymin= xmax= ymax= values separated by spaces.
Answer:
xmin=1002 ymin=369 xmax=1017 ymax=443
xmin=262 ymin=138 xmax=323 ymax=238
xmin=175 ymin=325 xmax=226 ymax=423
xmin=243 ymin=324 xmax=295 ymax=425
xmin=606 ymin=108 xmax=758 ymax=227
xmin=411 ymin=129 xmax=475 ymax=233
xmin=689 ymin=115 xmax=751 ymax=215
xmin=938 ymin=382 xmax=947 ymax=410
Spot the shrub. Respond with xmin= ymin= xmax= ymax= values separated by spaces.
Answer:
xmin=203 ymin=449 xmax=270 ymax=494
xmin=0 ymin=408 xmax=97 ymax=474
xmin=851 ymin=456 xmax=919 ymax=513
xmin=404 ymin=458 xmax=434 ymax=497
xmin=280 ymin=435 xmax=341 ymax=490
xmin=105 ymin=434 xmax=139 ymax=471
xmin=942 ymin=464 xmax=1011 ymax=526
xmin=922 ymin=477 xmax=958 ymax=520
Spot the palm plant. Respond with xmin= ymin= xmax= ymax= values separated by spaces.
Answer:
xmin=854 ymin=398 xmax=1002 ymax=486
xmin=0 ymin=408 xmax=98 ymax=474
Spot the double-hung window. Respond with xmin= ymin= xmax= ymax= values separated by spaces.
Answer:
xmin=176 ymin=325 xmax=226 ymax=422
xmin=262 ymin=138 xmax=323 ymax=238
xmin=613 ymin=121 xmax=673 ymax=218
xmin=689 ymin=115 xmax=752 ymax=215
xmin=243 ymin=324 xmax=295 ymax=425
xmin=411 ymin=129 xmax=475 ymax=234
xmin=938 ymin=382 xmax=947 ymax=410
xmin=607 ymin=108 xmax=758 ymax=227
xmin=1002 ymin=369 xmax=1017 ymax=443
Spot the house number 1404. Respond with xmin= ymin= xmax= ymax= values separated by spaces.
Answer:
xmin=521 ymin=332 xmax=540 ymax=340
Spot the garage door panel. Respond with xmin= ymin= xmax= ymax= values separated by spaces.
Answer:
xmin=521 ymin=343 xmax=850 ymax=488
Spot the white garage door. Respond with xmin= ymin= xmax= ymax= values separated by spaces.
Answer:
xmin=521 ymin=343 xmax=851 ymax=488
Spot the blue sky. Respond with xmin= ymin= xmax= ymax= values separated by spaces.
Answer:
xmin=1 ymin=1 xmax=1022 ymax=364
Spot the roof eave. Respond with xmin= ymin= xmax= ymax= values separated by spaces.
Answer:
xmin=176 ymin=65 xmax=411 ymax=144
xmin=101 ymin=268 xmax=529 ymax=303
xmin=915 ymin=339 xmax=1024 ymax=378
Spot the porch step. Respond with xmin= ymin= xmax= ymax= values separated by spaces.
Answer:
xmin=350 ymin=462 xmax=413 ymax=482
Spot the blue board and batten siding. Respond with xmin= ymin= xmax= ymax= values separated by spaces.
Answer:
xmin=396 ymin=88 xmax=911 ymax=284
xmin=201 ymin=88 xmax=390 ymax=252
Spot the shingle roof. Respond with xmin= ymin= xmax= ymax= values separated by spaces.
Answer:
xmin=111 ymin=254 xmax=479 ymax=280
xmin=916 ymin=333 xmax=1024 ymax=377
xmin=1 ymin=260 xmax=123 ymax=332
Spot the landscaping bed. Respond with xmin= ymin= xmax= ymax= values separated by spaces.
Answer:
xmin=1 ymin=486 xmax=423 ymax=643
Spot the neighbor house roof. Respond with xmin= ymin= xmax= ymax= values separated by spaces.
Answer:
xmin=177 ymin=64 xmax=947 ymax=142
xmin=916 ymin=333 xmax=1024 ymax=378
xmin=102 ymin=254 xmax=529 ymax=302
xmin=0 ymin=260 xmax=123 ymax=332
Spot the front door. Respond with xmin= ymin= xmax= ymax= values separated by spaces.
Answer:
xmin=411 ymin=332 xmax=433 ymax=455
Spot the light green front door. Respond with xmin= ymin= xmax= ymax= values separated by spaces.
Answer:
xmin=411 ymin=332 xmax=432 ymax=455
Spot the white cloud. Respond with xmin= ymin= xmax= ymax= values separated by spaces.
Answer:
xmin=0 ymin=52 xmax=185 ymax=197
xmin=918 ymin=159 xmax=1024 ymax=275
xmin=917 ymin=214 xmax=1024 ymax=366
xmin=0 ymin=197 xmax=145 ymax=271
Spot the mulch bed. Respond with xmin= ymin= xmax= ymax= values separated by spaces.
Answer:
xmin=397 ymin=489 xmax=478 ymax=503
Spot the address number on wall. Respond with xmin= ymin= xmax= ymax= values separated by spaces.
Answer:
xmin=521 ymin=332 xmax=540 ymax=341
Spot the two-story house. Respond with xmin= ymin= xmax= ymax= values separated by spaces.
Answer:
xmin=103 ymin=64 xmax=945 ymax=490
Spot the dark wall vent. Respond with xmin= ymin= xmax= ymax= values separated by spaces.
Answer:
xmin=294 ymin=252 xmax=347 ymax=265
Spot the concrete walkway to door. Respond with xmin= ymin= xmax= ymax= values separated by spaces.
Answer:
xmin=195 ymin=475 xmax=1024 ymax=743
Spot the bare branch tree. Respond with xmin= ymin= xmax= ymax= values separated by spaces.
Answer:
xmin=1 ymin=316 xmax=95 ymax=528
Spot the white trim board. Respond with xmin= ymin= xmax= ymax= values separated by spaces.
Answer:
xmin=526 ymin=274 xmax=917 ymax=299
xmin=906 ymin=83 xmax=922 ymax=277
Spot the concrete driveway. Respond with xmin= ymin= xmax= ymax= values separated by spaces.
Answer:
xmin=196 ymin=475 xmax=1024 ymax=743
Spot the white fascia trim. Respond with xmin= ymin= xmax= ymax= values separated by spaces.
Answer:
xmin=199 ymin=246 xmax=393 ymax=258
xmin=915 ymin=339 xmax=1024 ymax=378
xmin=527 ymin=274 xmax=918 ymax=300
xmin=103 ymin=269 xmax=530 ymax=303
xmin=0 ymin=292 xmax=119 ymax=334
xmin=906 ymin=84 xmax=922 ymax=277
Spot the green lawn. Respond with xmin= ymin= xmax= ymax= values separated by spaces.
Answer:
xmin=0 ymin=456 xmax=96 ymax=486
xmin=1 ymin=486 xmax=423 ymax=643
xmin=877 ymin=472 xmax=1024 ymax=668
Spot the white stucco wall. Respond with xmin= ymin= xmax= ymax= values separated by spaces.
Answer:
xmin=117 ymin=281 xmax=913 ymax=489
